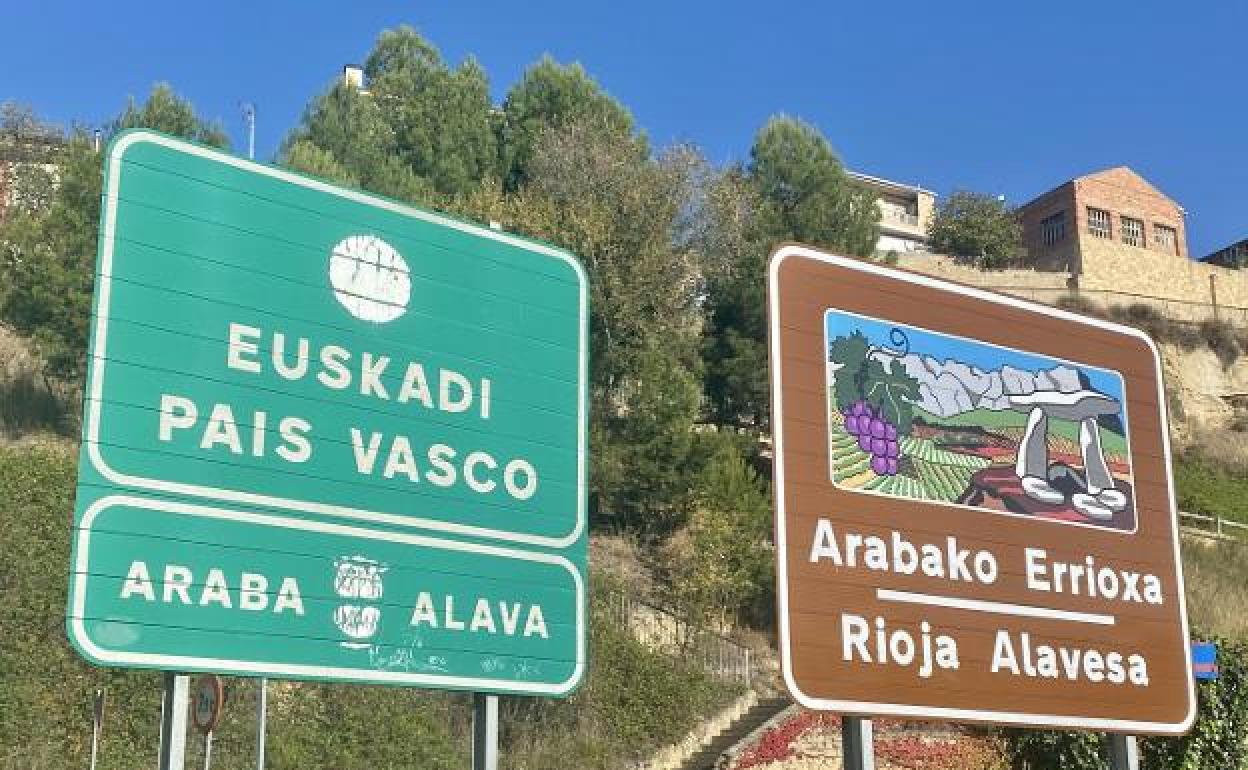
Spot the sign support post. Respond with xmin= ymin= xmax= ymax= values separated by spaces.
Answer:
xmin=201 ymin=730 xmax=214 ymax=770
xmin=469 ymin=223 xmax=503 ymax=770
xmin=841 ymin=717 xmax=874 ymax=770
xmin=472 ymin=693 xmax=499 ymax=770
xmin=1108 ymin=735 xmax=1139 ymax=770
xmin=158 ymin=673 xmax=189 ymax=770
xmin=89 ymin=688 xmax=105 ymax=770
xmin=191 ymin=675 xmax=223 ymax=770
xmin=256 ymin=678 xmax=267 ymax=770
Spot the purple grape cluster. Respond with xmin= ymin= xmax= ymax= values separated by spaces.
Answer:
xmin=843 ymin=400 xmax=900 ymax=476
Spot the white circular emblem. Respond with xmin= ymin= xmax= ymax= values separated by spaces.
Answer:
xmin=328 ymin=235 xmax=411 ymax=323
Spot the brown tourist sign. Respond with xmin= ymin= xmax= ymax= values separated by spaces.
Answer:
xmin=768 ymin=244 xmax=1194 ymax=733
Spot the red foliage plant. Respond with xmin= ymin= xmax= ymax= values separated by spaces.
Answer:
xmin=733 ymin=714 xmax=1001 ymax=770
xmin=732 ymin=712 xmax=841 ymax=769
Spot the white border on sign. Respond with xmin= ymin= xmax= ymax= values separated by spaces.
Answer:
xmin=821 ymin=305 xmax=1140 ymax=535
xmin=68 ymin=494 xmax=585 ymax=695
xmin=768 ymin=244 xmax=1196 ymax=734
xmin=86 ymin=131 xmax=588 ymax=550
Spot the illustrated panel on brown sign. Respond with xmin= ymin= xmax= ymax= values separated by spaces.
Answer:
xmin=768 ymin=244 xmax=1193 ymax=734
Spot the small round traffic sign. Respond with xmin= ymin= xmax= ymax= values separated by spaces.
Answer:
xmin=192 ymin=675 xmax=224 ymax=733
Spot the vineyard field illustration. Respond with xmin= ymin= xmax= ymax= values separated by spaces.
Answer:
xmin=824 ymin=309 xmax=1136 ymax=531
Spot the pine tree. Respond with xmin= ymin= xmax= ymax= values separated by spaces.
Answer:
xmin=497 ymin=56 xmax=636 ymax=190
xmin=284 ymin=26 xmax=496 ymax=202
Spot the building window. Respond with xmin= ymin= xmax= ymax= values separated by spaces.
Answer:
xmin=1121 ymin=216 xmax=1144 ymax=247
xmin=1040 ymin=211 xmax=1067 ymax=246
xmin=1154 ymin=224 xmax=1178 ymax=255
xmin=1087 ymin=207 xmax=1112 ymax=238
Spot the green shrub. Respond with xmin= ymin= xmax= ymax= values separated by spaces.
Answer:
xmin=1062 ymin=297 xmax=1245 ymax=365
xmin=1054 ymin=293 xmax=1103 ymax=317
xmin=1199 ymin=319 xmax=1241 ymax=368
xmin=998 ymin=727 xmax=1102 ymax=770
xmin=1144 ymin=635 xmax=1248 ymax=769
xmin=661 ymin=432 xmax=773 ymax=630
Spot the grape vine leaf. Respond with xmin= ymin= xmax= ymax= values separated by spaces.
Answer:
xmin=864 ymin=358 xmax=920 ymax=435
xmin=827 ymin=332 xmax=870 ymax=412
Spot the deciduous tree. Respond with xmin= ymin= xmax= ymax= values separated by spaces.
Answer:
xmin=487 ymin=121 xmax=705 ymax=532
xmin=0 ymin=86 xmax=227 ymax=388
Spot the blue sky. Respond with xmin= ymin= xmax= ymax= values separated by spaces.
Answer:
xmin=4 ymin=1 xmax=1244 ymax=256
xmin=825 ymin=310 xmax=1125 ymax=402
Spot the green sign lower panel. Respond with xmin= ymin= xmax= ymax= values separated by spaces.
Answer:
xmin=67 ymin=494 xmax=584 ymax=695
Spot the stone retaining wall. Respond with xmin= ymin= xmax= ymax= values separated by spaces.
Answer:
xmin=636 ymin=690 xmax=758 ymax=770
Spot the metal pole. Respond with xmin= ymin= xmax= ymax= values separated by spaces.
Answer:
xmin=242 ymin=104 xmax=256 ymax=161
xmin=255 ymin=678 xmax=267 ymax=770
xmin=202 ymin=731 xmax=214 ymax=770
xmin=89 ymin=688 xmax=105 ymax=770
xmin=842 ymin=716 xmax=875 ymax=770
xmin=1108 ymin=734 xmax=1139 ymax=770
xmin=471 ymin=693 xmax=499 ymax=770
xmin=158 ymin=673 xmax=189 ymax=770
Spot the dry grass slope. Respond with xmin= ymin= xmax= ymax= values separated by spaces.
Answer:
xmin=0 ymin=326 xmax=72 ymax=441
xmin=1181 ymin=537 xmax=1248 ymax=638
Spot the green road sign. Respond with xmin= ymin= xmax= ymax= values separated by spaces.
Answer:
xmin=67 ymin=131 xmax=587 ymax=695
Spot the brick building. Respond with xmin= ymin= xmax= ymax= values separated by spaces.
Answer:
xmin=1015 ymin=166 xmax=1187 ymax=275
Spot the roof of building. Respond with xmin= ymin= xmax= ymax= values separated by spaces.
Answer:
xmin=1018 ymin=165 xmax=1185 ymax=215
xmin=1202 ymin=237 xmax=1248 ymax=262
xmin=847 ymin=170 xmax=935 ymax=197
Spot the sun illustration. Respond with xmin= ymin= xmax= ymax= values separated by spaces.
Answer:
xmin=328 ymin=235 xmax=411 ymax=323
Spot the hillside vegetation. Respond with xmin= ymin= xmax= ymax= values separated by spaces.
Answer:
xmin=0 ymin=446 xmax=740 ymax=770
xmin=1175 ymin=455 xmax=1248 ymax=525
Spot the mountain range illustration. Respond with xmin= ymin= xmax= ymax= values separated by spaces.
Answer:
xmin=872 ymin=352 xmax=1084 ymax=418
